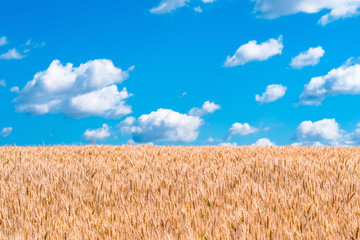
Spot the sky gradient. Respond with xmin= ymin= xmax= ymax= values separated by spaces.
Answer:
xmin=1 ymin=0 xmax=360 ymax=146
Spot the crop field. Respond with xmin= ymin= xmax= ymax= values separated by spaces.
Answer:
xmin=0 ymin=146 xmax=360 ymax=239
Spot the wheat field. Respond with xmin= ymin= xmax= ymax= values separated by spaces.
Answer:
xmin=0 ymin=146 xmax=359 ymax=239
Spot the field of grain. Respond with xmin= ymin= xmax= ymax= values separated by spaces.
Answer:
xmin=0 ymin=146 xmax=359 ymax=239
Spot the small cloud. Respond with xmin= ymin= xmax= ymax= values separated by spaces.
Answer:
xmin=1 ymin=127 xmax=13 ymax=137
xmin=219 ymin=142 xmax=237 ymax=146
xmin=150 ymin=0 xmax=189 ymax=14
xmin=179 ymin=91 xmax=187 ymax=97
xmin=252 ymin=138 xmax=275 ymax=146
xmin=227 ymin=123 xmax=258 ymax=141
xmin=0 ymin=80 xmax=6 ymax=87
xmin=256 ymin=84 xmax=287 ymax=103
xmin=0 ymin=48 xmax=25 ymax=60
xmin=290 ymin=46 xmax=325 ymax=69
xmin=10 ymin=86 xmax=19 ymax=93
xmin=194 ymin=6 xmax=203 ymax=12
xmin=224 ymin=36 xmax=283 ymax=67
xmin=82 ymin=124 xmax=111 ymax=142
xmin=0 ymin=36 xmax=9 ymax=46
xmin=188 ymin=100 xmax=220 ymax=117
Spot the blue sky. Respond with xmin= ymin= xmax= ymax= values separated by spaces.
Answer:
xmin=1 ymin=0 xmax=360 ymax=146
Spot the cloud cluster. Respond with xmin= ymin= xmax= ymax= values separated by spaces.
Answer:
xmin=300 ymin=60 xmax=360 ymax=105
xmin=252 ymin=0 xmax=360 ymax=25
xmin=15 ymin=59 xmax=133 ymax=119
xmin=150 ymin=0 xmax=360 ymax=25
xmin=224 ymin=36 xmax=283 ymax=67
xmin=290 ymin=46 xmax=325 ymax=69
xmin=256 ymin=84 xmax=287 ymax=103
xmin=120 ymin=101 xmax=219 ymax=143
xmin=1 ymin=127 xmax=13 ymax=137
xmin=0 ymin=37 xmax=44 ymax=60
xmin=83 ymin=124 xmax=111 ymax=142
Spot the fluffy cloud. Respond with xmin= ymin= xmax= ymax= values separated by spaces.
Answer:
xmin=255 ymin=84 xmax=287 ymax=103
xmin=296 ymin=119 xmax=360 ymax=146
xmin=0 ymin=80 xmax=5 ymax=87
xmin=150 ymin=0 xmax=189 ymax=14
xmin=299 ymin=60 xmax=360 ymax=105
xmin=0 ymin=37 xmax=8 ymax=46
xmin=120 ymin=101 xmax=219 ymax=143
xmin=14 ymin=59 xmax=133 ymax=118
xmin=296 ymin=119 xmax=343 ymax=145
xmin=83 ymin=124 xmax=111 ymax=142
xmin=227 ymin=123 xmax=258 ymax=141
xmin=252 ymin=138 xmax=275 ymax=146
xmin=1 ymin=127 xmax=13 ymax=137
xmin=224 ymin=36 xmax=283 ymax=67
xmin=0 ymin=48 xmax=25 ymax=60
xmin=252 ymin=0 xmax=360 ymax=25
xmin=188 ymin=101 xmax=221 ymax=117
xmin=290 ymin=46 xmax=325 ymax=69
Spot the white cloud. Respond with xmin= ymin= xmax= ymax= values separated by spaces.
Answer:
xmin=295 ymin=119 xmax=360 ymax=146
xmin=194 ymin=6 xmax=203 ymax=12
xmin=14 ymin=59 xmax=133 ymax=119
xmin=0 ymin=37 xmax=8 ymax=46
xmin=224 ymin=36 xmax=283 ymax=67
xmin=150 ymin=0 xmax=189 ymax=14
xmin=1 ymin=127 xmax=13 ymax=137
xmin=83 ymin=124 xmax=111 ymax=142
xmin=252 ymin=0 xmax=360 ymax=25
xmin=120 ymin=101 xmax=218 ymax=143
xmin=121 ymin=109 xmax=203 ymax=143
xmin=0 ymin=48 xmax=25 ymax=60
xmin=188 ymin=100 xmax=220 ymax=117
xmin=228 ymin=123 xmax=258 ymax=139
xmin=252 ymin=138 xmax=275 ymax=146
xmin=150 ymin=0 xmax=215 ymax=14
xmin=296 ymin=119 xmax=343 ymax=145
xmin=0 ymin=80 xmax=5 ymax=87
xmin=299 ymin=60 xmax=360 ymax=105
xmin=255 ymin=84 xmax=287 ymax=103
xmin=219 ymin=142 xmax=237 ymax=146
xmin=10 ymin=86 xmax=19 ymax=93
xmin=290 ymin=46 xmax=325 ymax=69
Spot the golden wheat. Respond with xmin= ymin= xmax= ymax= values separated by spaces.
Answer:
xmin=0 ymin=146 xmax=359 ymax=239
